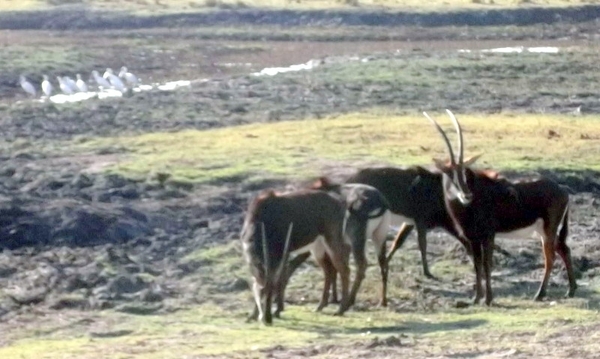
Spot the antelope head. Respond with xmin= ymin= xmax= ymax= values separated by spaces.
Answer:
xmin=423 ymin=109 xmax=482 ymax=206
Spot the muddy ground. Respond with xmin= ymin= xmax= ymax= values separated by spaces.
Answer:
xmin=1 ymin=5 xmax=600 ymax=358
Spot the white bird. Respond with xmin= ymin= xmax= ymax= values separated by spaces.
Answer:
xmin=103 ymin=67 xmax=114 ymax=79
xmin=119 ymin=66 xmax=140 ymax=87
xmin=41 ymin=75 xmax=53 ymax=97
xmin=19 ymin=75 xmax=36 ymax=97
xmin=75 ymin=74 xmax=88 ymax=92
xmin=63 ymin=76 xmax=78 ymax=93
xmin=57 ymin=76 xmax=74 ymax=95
xmin=92 ymin=70 xmax=111 ymax=90
xmin=103 ymin=68 xmax=126 ymax=92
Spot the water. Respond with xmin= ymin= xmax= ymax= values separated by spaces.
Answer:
xmin=459 ymin=46 xmax=560 ymax=54
xmin=37 ymin=81 xmax=192 ymax=104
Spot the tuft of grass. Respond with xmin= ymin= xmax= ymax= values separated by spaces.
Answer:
xmin=74 ymin=111 xmax=600 ymax=184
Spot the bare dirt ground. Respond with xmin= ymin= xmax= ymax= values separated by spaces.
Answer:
xmin=1 ymin=6 xmax=600 ymax=358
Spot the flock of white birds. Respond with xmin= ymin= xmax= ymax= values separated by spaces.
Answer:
xmin=19 ymin=66 xmax=140 ymax=98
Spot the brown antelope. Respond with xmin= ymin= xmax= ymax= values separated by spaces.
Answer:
xmin=241 ymin=188 xmax=351 ymax=324
xmin=423 ymin=109 xmax=577 ymax=305
xmin=299 ymin=178 xmax=392 ymax=306
xmin=247 ymin=179 xmax=392 ymax=319
xmin=345 ymin=166 xmax=514 ymax=281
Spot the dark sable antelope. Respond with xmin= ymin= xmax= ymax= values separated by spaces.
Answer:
xmin=423 ymin=109 xmax=577 ymax=305
xmin=241 ymin=188 xmax=351 ymax=325
xmin=247 ymin=179 xmax=392 ymax=319
xmin=281 ymin=178 xmax=392 ymax=307
xmin=345 ymin=164 xmax=513 ymax=281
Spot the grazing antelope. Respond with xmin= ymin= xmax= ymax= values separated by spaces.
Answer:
xmin=241 ymin=188 xmax=351 ymax=325
xmin=251 ymin=178 xmax=393 ymax=318
xmin=423 ymin=109 xmax=577 ymax=305
xmin=345 ymin=165 xmax=514 ymax=281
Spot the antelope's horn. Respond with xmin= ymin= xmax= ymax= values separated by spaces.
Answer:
xmin=275 ymin=222 xmax=294 ymax=284
xmin=445 ymin=109 xmax=464 ymax=164
xmin=260 ymin=222 xmax=270 ymax=286
xmin=423 ymin=111 xmax=456 ymax=165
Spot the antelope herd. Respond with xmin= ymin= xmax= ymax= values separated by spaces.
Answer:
xmin=241 ymin=110 xmax=577 ymax=325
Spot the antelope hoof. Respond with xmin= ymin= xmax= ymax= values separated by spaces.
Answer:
xmin=378 ymin=299 xmax=388 ymax=308
xmin=333 ymin=309 xmax=346 ymax=317
xmin=262 ymin=316 xmax=273 ymax=326
xmin=485 ymin=297 xmax=493 ymax=306
xmin=472 ymin=296 xmax=482 ymax=305
xmin=315 ymin=303 xmax=327 ymax=312
xmin=424 ymin=272 xmax=438 ymax=281
xmin=246 ymin=311 xmax=259 ymax=322
xmin=274 ymin=311 xmax=281 ymax=319
xmin=566 ymin=287 xmax=576 ymax=298
xmin=533 ymin=291 xmax=546 ymax=302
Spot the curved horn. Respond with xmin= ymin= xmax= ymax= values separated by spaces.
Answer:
xmin=423 ymin=111 xmax=456 ymax=165
xmin=275 ymin=222 xmax=294 ymax=284
xmin=445 ymin=109 xmax=464 ymax=164
xmin=261 ymin=222 xmax=270 ymax=286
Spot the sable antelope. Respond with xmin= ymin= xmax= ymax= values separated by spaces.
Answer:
xmin=272 ymin=178 xmax=393 ymax=309
xmin=241 ymin=188 xmax=351 ymax=325
xmin=345 ymin=166 xmax=514 ymax=281
xmin=423 ymin=109 xmax=576 ymax=305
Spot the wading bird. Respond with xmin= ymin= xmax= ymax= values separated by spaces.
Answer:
xmin=119 ymin=66 xmax=140 ymax=87
xmin=63 ymin=76 xmax=78 ymax=93
xmin=19 ymin=75 xmax=36 ymax=97
xmin=75 ymin=74 xmax=88 ymax=93
xmin=41 ymin=75 xmax=53 ymax=97
xmin=92 ymin=70 xmax=111 ymax=90
xmin=57 ymin=76 xmax=74 ymax=95
xmin=104 ymin=68 xmax=126 ymax=92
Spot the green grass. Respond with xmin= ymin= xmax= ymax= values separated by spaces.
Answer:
xmin=74 ymin=111 xmax=600 ymax=184
xmin=0 ymin=45 xmax=93 ymax=77
xmin=0 ymin=296 xmax=598 ymax=358
xmin=2 ymin=229 xmax=599 ymax=358
xmin=300 ymin=49 xmax=600 ymax=94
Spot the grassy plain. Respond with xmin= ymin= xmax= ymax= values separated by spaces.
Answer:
xmin=74 ymin=111 xmax=600 ymax=184
xmin=1 ymin=0 xmax=599 ymax=358
xmin=1 ymin=235 xmax=599 ymax=358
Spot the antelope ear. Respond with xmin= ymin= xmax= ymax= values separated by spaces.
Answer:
xmin=432 ymin=158 xmax=447 ymax=171
xmin=481 ymin=169 xmax=499 ymax=180
xmin=311 ymin=176 xmax=330 ymax=189
xmin=463 ymin=153 xmax=483 ymax=166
